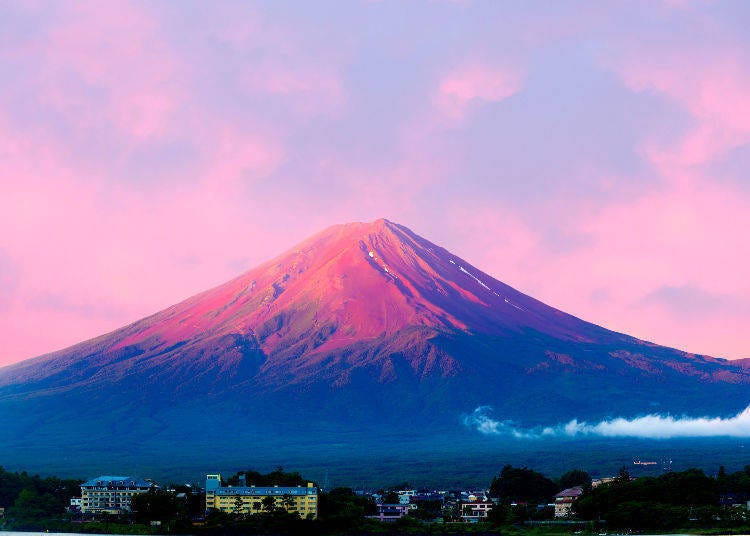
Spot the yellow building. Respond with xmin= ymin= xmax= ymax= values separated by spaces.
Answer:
xmin=205 ymin=474 xmax=318 ymax=519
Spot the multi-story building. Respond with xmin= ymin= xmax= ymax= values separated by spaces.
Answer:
xmin=69 ymin=497 xmax=83 ymax=512
xmin=205 ymin=474 xmax=318 ymax=519
xmin=80 ymin=476 xmax=153 ymax=514
xmin=460 ymin=500 xmax=494 ymax=522
xmin=554 ymin=486 xmax=583 ymax=518
xmin=397 ymin=489 xmax=416 ymax=504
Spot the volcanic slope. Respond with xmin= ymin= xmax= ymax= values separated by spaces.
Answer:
xmin=0 ymin=219 xmax=747 ymax=464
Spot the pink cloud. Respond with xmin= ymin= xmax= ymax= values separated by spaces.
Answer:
xmin=0 ymin=106 xmax=290 ymax=364
xmin=0 ymin=3 xmax=355 ymax=365
xmin=433 ymin=63 xmax=522 ymax=121
xmin=614 ymin=50 xmax=750 ymax=175
xmin=1 ymin=1 xmax=749 ymax=368
xmin=241 ymin=63 xmax=345 ymax=117
xmin=23 ymin=1 xmax=180 ymax=140
xmin=198 ymin=2 xmax=347 ymax=118
xmin=449 ymin=181 xmax=750 ymax=360
xmin=201 ymin=127 xmax=284 ymax=191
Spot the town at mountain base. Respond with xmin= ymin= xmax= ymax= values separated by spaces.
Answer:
xmin=0 ymin=219 xmax=748 ymax=470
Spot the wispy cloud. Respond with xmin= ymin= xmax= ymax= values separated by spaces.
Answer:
xmin=433 ymin=63 xmax=522 ymax=122
xmin=464 ymin=405 xmax=750 ymax=439
xmin=1 ymin=1 xmax=750 ymax=366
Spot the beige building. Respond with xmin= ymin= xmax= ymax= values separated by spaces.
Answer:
xmin=461 ymin=500 xmax=494 ymax=522
xmin=80 ymin=476 xmax=153 ymax=514
xmin=554 ymin=486 xmax=583 ymax=518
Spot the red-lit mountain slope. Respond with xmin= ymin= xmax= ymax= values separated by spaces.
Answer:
xmin=0 ymin=219 xmax=747 ymax=467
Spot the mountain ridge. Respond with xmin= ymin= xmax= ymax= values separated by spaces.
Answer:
xmin=0 ymin=218 xmax=748 ymax=473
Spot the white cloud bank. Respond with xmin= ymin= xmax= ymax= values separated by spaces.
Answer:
xmin=463 ymin=405 xmax=750 ymax=439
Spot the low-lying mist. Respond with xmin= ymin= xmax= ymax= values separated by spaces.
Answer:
xmin=464 ymin=405 xmax=750 ymax=439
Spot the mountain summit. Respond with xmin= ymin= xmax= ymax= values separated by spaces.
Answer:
xmin=0 ymin=219 xmax=748 ymax=470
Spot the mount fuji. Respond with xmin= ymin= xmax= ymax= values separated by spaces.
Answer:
xmin=1 ymin=219 xmax=747 ymax=475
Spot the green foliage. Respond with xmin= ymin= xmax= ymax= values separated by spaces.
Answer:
xmin=411 ymin=499 xmax=443 ymax=520
xmin=575 ymin=468 xmax=721 ymax=529
xmin=0 ymin=465 xmax=81 ymax=530
xmin=391 ymin=514 xmax=426 ymax=531
xmin=0 ymin=465 xmax=81 ymax=512
xmin=716 ymin=464 xmax=750 ymax=495
xmin=487 ymin=502 xmax=510 ymax=525
xmin=280 ymin=493 xmax=295 ymax=509
xmin=131 ymin=490 xmax=181 ymax=524
xmin=558 ymin=469 xmax=591 ymax=490
xmin=9 ymin=464 xmax=750 ymax=534
xmin=261 ymin=495 xmax=277 ymax=511
xmin=8 ymin=488 xmax=62 ymax=522
xmin=441 ymin=502 xmax=460 ymax=522
xmin=616 ymin=465 xmax=631 ymax=483
xmin=605 ymin=501 xmax=689 ymax=529
xmin=203 ymin=509 xmax=311 ymax=535
xmin=383 ymin=490 xmax=400 ymax=504
xmin=233 ymin=494 xmax=244 ymax=515
xmin=489 ymin=465 xmax=558 ymax=504
xmin=225 ymin=466 xmax=308 ymax=487
xmin=204 ymin=507 xmax=233 ymax=526
xmin=317 ymin=487 xmax=377 ymax=532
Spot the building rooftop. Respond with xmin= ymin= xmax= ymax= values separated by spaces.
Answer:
xmin=81 ymin=476 xmax=151 ymax=488
xmin=555 ymin=486 xmax=584 ymax=499
xmin=213 ymin=486 xmax=317 ymax=496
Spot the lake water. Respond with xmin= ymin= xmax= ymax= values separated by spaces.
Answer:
xmin=1 ymin=532 xmax=149 ymax=536
xmin=5 ymin=532 xmax=750 ymax=536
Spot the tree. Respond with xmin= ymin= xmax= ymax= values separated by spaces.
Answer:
xmin=261 ymin=495 xmax=277 ymax=512
xmin=383 ymin=491 xmax=399 ymax=504
xmin=317 ymin=487 xmax=376 ymax=531
xmin=130 ymin=490 xmax=180 ymax=524
xmin=411 ymin=499 xmax=442 ymax=521
xmin=487 ymin=502 xmax=511 ymax=525
xmin=574 ymin=468 xmax=719 ymax=529
xmin=559 ymin=469 xmax=592 ymax=490
xmin=0 ymin=466 xmax=80 ymax=515
xmin=8 ymin=488 xmax=60 ymax=521
xmin=205 ymin=507 xmax=232 ymax=527
xmin=489 ymin=465 xmax=558 ymax=504
xmin=616 ymin=466 xmax=631 ymax=484
xmin=280 ymin=494 xmax=295 ymax=512
xmin=226 ymin=468 xmax=308 ymax=487
xmin=717 ymin=466 xmax=729 ymax=493
xmin=233 ymin=495 xmax=244 ymax=516
xmin=442 ymin=503 xmax=460 ymax=522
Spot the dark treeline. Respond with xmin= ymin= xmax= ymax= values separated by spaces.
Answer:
xmin=489 ymin=465 xmax=594 ymax=503
xmin=489 ymin=464 xmax=750 ymax=529
xmin=575 ymin=466 xmax=750 ymax=530
xmin=6 ymin=464 xmax=750 ymax=534
xmin=224 ymin=467 xmax=307 ymax=487
xmin=0 ymin=465 xmax=81 ymax=526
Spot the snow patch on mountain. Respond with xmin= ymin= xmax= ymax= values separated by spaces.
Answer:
xmin=458 ymin=265 xmax=490 ymax=291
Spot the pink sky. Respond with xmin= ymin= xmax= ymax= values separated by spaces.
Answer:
xmin=1 ymin=1 xmax=749 ymax=366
